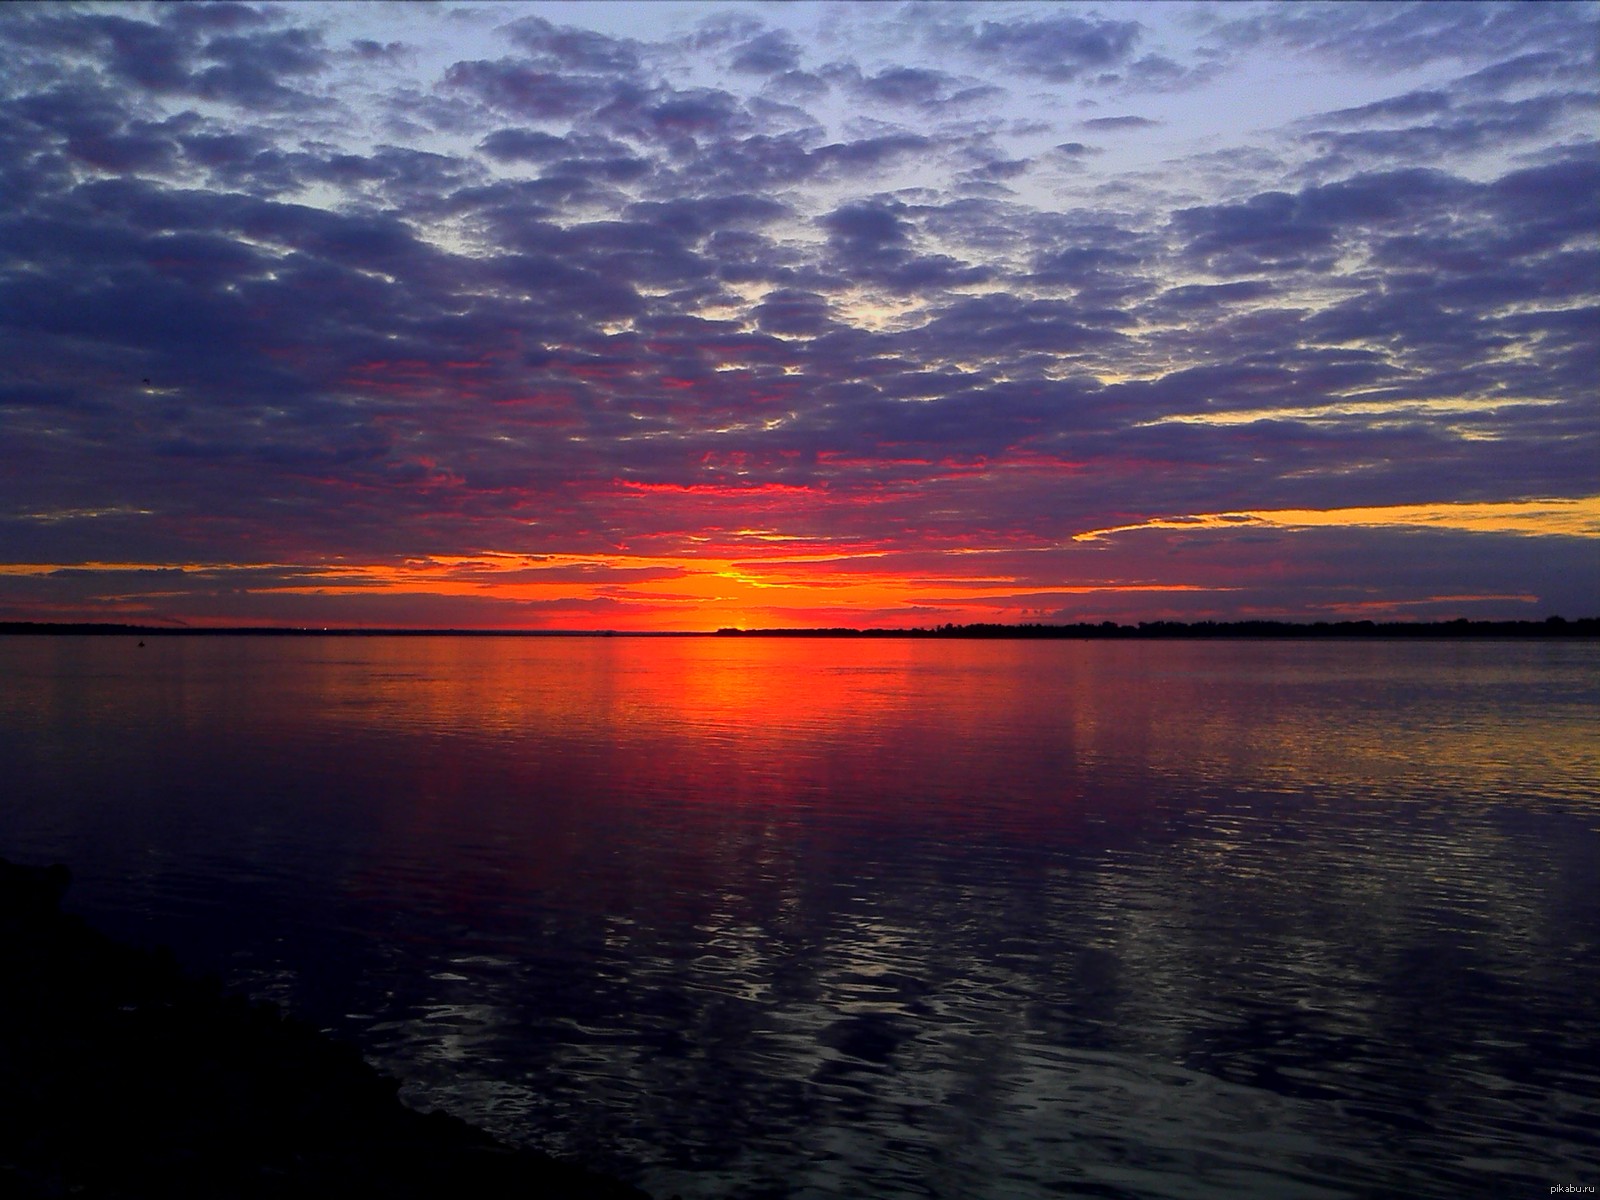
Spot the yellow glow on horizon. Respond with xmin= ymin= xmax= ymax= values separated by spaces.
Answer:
xmin=0 ymin=560 xmax=258 ymax=575
xmin=1074 ymin=496 xmax=1600 ymax=542
xmin=10 ymin=486 xmax=1587 ymax=633
xmin=1139 ymin=396 xmax=1563 ymax=428
xmin=3 ymin=548 xmax=1233 ymax=631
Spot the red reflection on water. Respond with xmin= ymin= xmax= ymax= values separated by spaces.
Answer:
xmin=305 ymin=638 xmax=1179 ymax=924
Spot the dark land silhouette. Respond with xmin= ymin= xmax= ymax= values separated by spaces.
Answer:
xmin=2 ymin=617 xmax=1596 ymax=639
xmin=0 ymin=859 xmax=649 ymax=1200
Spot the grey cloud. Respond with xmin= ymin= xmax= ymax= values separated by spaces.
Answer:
xmin=964 ymin=158 xmax=1031 ymax=182
xmin=919 ymin=10 xmax=1143 ymax=82
xmin=33 ymin=8 xmax=330 ymax=110
xmin=880 ymin=254 xmax=994 ymax=294
xmin=1080 ymin=116 xmax=1158 ymax=131
xmin=180 ymin=128 xmax=272 ymax=168
xmin=729 ymin=30 xmax=802 ymax=75
xmin=1486 ymin=153 xmax=1600 ymax=251
xmin=1210 ymin=1 xmax=1596 ymax=73
xmin=642 ymin=90 xmax=753 ymax=139
xmin=674 ymin=131 xmax=933 ymax=194
xmin=1316 ymin=90 xmax=1453 ymax=125
xmin=227 ymin=202 xmax=430 ymax=275
xmin=659 ymin=131 xmax=812 ymax=191
xmin=303 ymin=146 xmax=481 ymax=201
xmin=486 ymin=255 xmax=644 ymax=322
xmin=479 ymin=128 xmax=572 ymax=162
xmin=1123 ymin=53 xmax=1218 ymax=92
xmin=1454 ymin=51 xmax=1585 ymax=97
xmin=1175 ymin=191 xmax=1340 ymax=274
xmin=81 ymin=12 xmax=196 ymax=94
xmin=0 ymin=383 xmax=80 ymax=410
xmin=11 ymin=82 xmax=162 ymax=155
xmin=1302 ymin=93 xmax=1597 ymax=165
xmin=814 ymin=202 xmax=995 ymax=292
xmin=502 ymin=15 xmax=642 ymax=75
xmin=762 ymin=70 xmax=831 ymax=104
xmin=445 ymin=59 xmax=614 ymax=119
xmin=203 ymin=26 xmax=326 ymax=79
xmin=623 ymin=194 xmax=789 ymax=240
xmin=1300 ymin=168 xmax=1467 ymax=223
xmin=162 ymin=3 xmax=271 ymax=36
xmin=902 ymin=294 xmax=1130 ymax=363
xmin=70 ymin=122 xmax=181 ymax=174
xmin=1147 ymin=280 xmax=1277 ymax=314
xmin=704 ymin=229 xmax=802 ymax=288
xmin=138 ymin=230 xmax=274 ymax=288
xmin=1029 ymin=243 xmax=1148 ymax=289
xmin=684 ymin=11 xmax=764 ymax=51
xmin=811 ymin=134 xmax=934 ymax=175
xmin=351 ymin=39 xmax=408 ymax=64
xmin=587 ymin=83 xmax=763 ymax=156
xmin=823 ymin=202 xmax=911 ymax=253
xmin=855 ymin=66 xmax=976 ymax=110
xmin=863 ymin=66 xmax=946 ymax=106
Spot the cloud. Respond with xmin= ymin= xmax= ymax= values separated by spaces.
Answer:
xmin=728 ymin=30 xmax=802 ymax=76
xmin=351 ymin=38 xmax=408 ymax=65
xmin=915 ymin=9 xmax=1143 ymax=82
xmin=1210 ymin=1 xmax=1598 ymax=73
xmin=502 ymin=14 xmax=643 ymax=75
xmin=15 ymin=6 xmax=331 ymax=111
xmin=0 ymin=2 xmax=1594 ymax=628
xmin=445 ymin=59 xmax=615 ymax=120
xmin=1300 ymin=92 xmax=1599 ymax=166
xmin=1315 ymin=89 xmax=1454 ymax=126
xmin=194 ymin=26 xmax=329 ymax=107
xmin=1080 ymin=115 xmax=1159 ymax=131
xmin=1171 ymin=165 xmax=1483 ymax=274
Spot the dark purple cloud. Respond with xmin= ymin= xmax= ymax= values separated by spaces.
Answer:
xmin=728 ymin=30 xmax=802 ymax=76
xmin=915 ymin=9 xmax=1143 ymax=82
xmin=1080 ymin=115 xmax=1159 ymax=131
xmin=504 ymin=14 xmax=643 ymax=74
xmin=19 ymin=6 xmax=330 ymax=111
xmin=445 ymin=59 xmax=614 ymax=120
xmin=1210 ymin=1 xmax=1595 ymax=73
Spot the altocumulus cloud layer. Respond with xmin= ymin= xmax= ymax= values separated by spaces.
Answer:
xmin=2 ymin=0 xmax=1596 ymax=628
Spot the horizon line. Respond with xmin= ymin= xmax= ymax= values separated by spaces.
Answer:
xmin=2 ymin=617 xmax=1596 ymax=640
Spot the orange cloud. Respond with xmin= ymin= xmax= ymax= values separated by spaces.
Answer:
xmin=1074 ymin=496 xmax=1600 ymax=543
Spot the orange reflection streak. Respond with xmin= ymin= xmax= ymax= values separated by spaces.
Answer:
xmin=300 ymin=637 xmax=1075 ymax=820
xmin=291 ymin=635 xmax=930 ymax=767
xmin=270 ymin=638 xmax=1600 ymax=834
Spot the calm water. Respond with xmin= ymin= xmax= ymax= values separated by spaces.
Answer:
xmin=2 ymin=635 xmax=1597 ymax=1199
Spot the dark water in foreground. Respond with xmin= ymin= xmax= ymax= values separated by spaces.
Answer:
xmin=2 ymin=635 xmax=1597 ymax=1199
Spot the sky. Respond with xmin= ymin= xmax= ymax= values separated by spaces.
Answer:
xmin=2 ymin=0 xmax=1596 ymax=630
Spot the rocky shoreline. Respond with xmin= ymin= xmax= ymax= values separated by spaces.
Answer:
xmin=0 ymin=859 xmax=652 ymax=1199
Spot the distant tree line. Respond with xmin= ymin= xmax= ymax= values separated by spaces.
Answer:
xmin=2 ymin=617 xmax=1596 ymax=638
xmin=719 ymin=617 xmax=1600 ymax=638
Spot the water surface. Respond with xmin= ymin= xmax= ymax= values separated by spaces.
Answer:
xmin=2 ymin=635 xmax=1596 ymax=1198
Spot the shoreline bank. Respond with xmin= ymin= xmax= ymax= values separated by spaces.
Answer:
xmin=0 ymin=858 xmax=651 ymax=1200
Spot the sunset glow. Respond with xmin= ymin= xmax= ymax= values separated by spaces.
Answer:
xmin=3 ymin=1 xmax=1596 ymax=628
